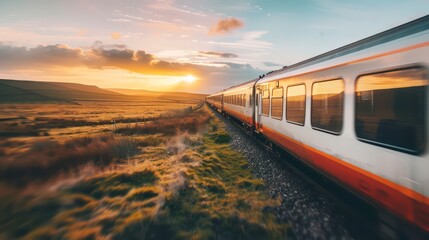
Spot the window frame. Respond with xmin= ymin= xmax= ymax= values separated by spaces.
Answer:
xmin=286 ymin=83 xmax=306 ymax=126
xmin=261 ymin=89 xmax=270 ymax=116
xmin=354 ymin=65 xmax=428 ymax=155
xmin=311 ymin=78 xmax=345 ymax=135
xmin=271 ymin=87 xmax=284 ymax=120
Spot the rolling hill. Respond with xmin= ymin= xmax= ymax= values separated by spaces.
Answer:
xmin=107 ymin=88 xmax=207 ymax=101
xmin=0 ymin=79 xmax=206 ymax=103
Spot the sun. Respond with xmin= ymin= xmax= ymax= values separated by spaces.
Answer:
xmin=184 ymin=75 xmax=197 ymax=83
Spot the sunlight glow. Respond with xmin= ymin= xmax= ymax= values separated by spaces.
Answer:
xmin=184 ymin=75 xmax=197 ymax=83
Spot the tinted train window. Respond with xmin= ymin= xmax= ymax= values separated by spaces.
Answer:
xmin=262 ymin=89 xmax=270 ymax=116
xmin=249 ymin=93 xmax=252 ymax=108
xmin=312 ymin=79 xmax=344 ymax=133
xmin=287 ymin=84 xmax=306 ymax=125
xmin=356 ymin=68 xmax=427 ymax=153
xmin=243 ymin=94 xmax=246 ymax=107
xmin=271 ymin=88 xmax=283 ymax=119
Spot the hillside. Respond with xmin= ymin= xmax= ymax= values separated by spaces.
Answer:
xmin=0 ymin=79 xmax=130 ymax=103
xmin=107 ymin=88 xmax=207 ymax=101
xmin=0 ymin=82 xmax=62 ymax=103
xmin=0 ymin=79 xmax=206 ymax=103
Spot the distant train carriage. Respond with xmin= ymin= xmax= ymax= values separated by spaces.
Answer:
xmin=222 ymin=79 xmax=257 ymax=127
xmin=206 ymin=91 xmax=224 ymax=113
xmin=207 ymin=15 xmax=429 ymax=234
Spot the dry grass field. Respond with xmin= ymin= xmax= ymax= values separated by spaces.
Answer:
xmin=0 ymin=100 xmax=289 ymax=239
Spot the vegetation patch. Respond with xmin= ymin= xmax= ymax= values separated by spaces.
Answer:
xmin=0 ymin=105 xmax=288 ymax=239
xmin=0 ymin=135 xmax=142 ymax=185
xmin=115 ymin=106 xmax=211 ymax=136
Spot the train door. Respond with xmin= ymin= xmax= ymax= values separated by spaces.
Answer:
xmin=255 ymin=88 xmax=262 ymax=131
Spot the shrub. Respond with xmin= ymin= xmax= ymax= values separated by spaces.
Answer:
xmin=0 ymin=135 xmax=140 ymax=185
xmin=214 ymin=132 xmax=231 ymax=144
xmin=116 ymin=108 xmax=212 ymax=136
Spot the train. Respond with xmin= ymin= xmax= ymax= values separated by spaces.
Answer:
xmin=206 ymin=15 xmax=429 ymax=235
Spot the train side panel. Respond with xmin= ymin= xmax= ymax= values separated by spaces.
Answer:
xmin=255 ymin=35 xmax=429 ymax=231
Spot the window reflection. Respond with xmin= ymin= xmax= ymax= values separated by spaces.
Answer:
xmin=271 ymin=88 xmax=283 ymax=119
xmin=262 ymin=89 xmax=270 ymax=116
xmin=312 ymin=79 xmax=344 ymax=133
xmin=287 ymin=84 xmax=306 ymax=125
xmin=355 ymin=68 xmax=427 ymax=153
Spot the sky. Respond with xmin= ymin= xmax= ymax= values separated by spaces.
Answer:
xmin=0 ymin=0 xmax=428 ymax=93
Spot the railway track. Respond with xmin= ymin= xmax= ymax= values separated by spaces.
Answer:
xmin=210 ymin=105 xmax=428 ymax=239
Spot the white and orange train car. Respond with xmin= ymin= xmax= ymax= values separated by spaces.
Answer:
xmin=206 ymin=91 xmax=223 ymax=112
xmin=207 ymin=15 xmax=429 ymax=235
xmin=222 ymin=79 xmax=256 ymax=127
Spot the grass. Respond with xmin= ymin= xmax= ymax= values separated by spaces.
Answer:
xmin=115 ymin=105 xmax=210 ymax=136
xmin=0 ymin=104 xmax=289 ymax=239
xmin=0 ymin=135 xmax=141 ymax=185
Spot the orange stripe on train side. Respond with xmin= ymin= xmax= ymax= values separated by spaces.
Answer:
xmin=261 ymin=126 xmax=429 ymax=231
xmin=224 ymin=106 xmax=252 ymax=126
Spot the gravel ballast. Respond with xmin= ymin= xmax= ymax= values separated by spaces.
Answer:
xmin=216 ymin=112 xmax=374 ymax=239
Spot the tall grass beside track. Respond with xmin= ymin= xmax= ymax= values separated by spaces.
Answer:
xmin=0 ymin=105 xmax=289 ymax=239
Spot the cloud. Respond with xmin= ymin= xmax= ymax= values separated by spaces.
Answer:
xmin=92 ymin=41 xmax=128 ymax=49
xmin=263 ymin=62 xmax=283 ymax=67
xmin=107 ymin=18 xmax=132 ymax=23
xmin=207 ymin=31 xmax=272 ymax=50
xmin=0 ymin=42 xmax=257 ymax=76
xmin=209 ymin=18 xmax=244 ymax=35
xmin=214 ymin=62 xmax=254 ymax=70
xmin=111 ymin=32 xmax=122 ymax=40
xmin=198 ymin=51 xmax=238 ymax=58
xmin=0 ymin=42 xmax=265 ymax=93
xmin=0 ymin=43 xmax=84 ymax=68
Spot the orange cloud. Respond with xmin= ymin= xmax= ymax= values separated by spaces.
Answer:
xmin=111 ymin=32 xmax=122 ymax=40
xmin=0 ymin=42 xmax=204 ymax=76
xmin=0 ymin=41 xmax=264 ymax=93
xmin=198 ymin=51 xmax=238 ymax=58
xmin=209 ymin=18 xmax=244 ymax=35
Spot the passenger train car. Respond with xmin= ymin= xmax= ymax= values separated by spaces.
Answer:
xmin=206 ymin=15 xmax=429 ymax=234
xmin=222 ymin=79 xmax=257 ymax=127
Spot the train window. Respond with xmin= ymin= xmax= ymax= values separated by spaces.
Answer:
xmin=262 ymin=89 xmax=270 ymax=116
xmin=312 ymin=79 xmax=344 ymax=134
xmin=271 ymin=88 xmax=284 ymax=120
xmin=249 ymin=93 xmax=252 ymax=108
xmin=287 ymin=84 xmax=306 ymax=125
xmin=243 ymin=94 xmax=246 ymax=107
xmin=355 ymin=68 xmax=427 ymax=153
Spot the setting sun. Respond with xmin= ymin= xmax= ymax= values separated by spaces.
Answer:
xmin=184 ymin=75 xmax=197 ymax=83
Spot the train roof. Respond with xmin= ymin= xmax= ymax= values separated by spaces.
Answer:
xmin=208 ymin=15 xmax=429 ymax=96
xmin=258 ymin=14 xmax=429 ymax=83
xmin=222 ymin=78 xmax=258 ymax=92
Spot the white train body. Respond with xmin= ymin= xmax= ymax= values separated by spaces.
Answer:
xmin=222 ymin=80 xmax=256 ymax=126
xmin=206 ymin=16 xmax=429 ymax=232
